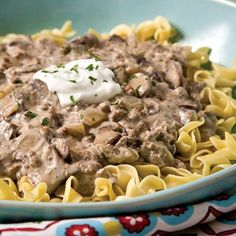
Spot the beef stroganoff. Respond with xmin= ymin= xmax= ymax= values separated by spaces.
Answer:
xmin=0 ymin=17 xmax=236 ymax=202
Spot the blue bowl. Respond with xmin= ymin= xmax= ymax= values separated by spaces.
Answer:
xmin=0 ymin=0 xmax=236 ymax=222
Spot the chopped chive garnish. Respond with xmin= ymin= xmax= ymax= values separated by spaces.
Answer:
xmin=41 ymin=70 xmax=50 ymax=73
xmin=151 ymin=81 xmax=156 ymax=86
xmin=94 ymin=94 xmax=97 ymax=97
xmin=41 ymin=70 xmax=58 ymax=73
xmin=24 ymin=111 xmax=37 ymax=119
xmin=103 ymin=79 xmax=108 ymax=83
xmin=70 ymin=95 xmax=77 ymax=106
xmin=85 ymin=64 xmax=94 ymax=71
xmin=41 ymin=117 xmax=49 ymax=126
xmin=88 ymin=76 xmax=97 ymax=85
xmin=80 ymin=114 xmax=84 ymax=120
xmin=70 ymin=64 xmax=79 ymax=73
xmin=232 ymin=86 xmax=236 ymax=99
xmin=69 ymin=79 xmax=76 ymax=83
xmin=95 ymin=65 xmax=99 ymax=70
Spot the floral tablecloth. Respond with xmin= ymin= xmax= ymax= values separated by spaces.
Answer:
xmin=1 ymin=193 xmax=236 ymax=236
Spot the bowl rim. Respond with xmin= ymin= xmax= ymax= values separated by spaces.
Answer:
xmin=212 ymin=0 xmax=236 ymax=8
xmin=0 ymin=0 xmax=236 ymax=210
xmin=1 ymin=164 xmax=236 ymax=209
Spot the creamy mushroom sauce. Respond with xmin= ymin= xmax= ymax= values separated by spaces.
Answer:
xmin=0 ymin=33 xmax=215 ymax=196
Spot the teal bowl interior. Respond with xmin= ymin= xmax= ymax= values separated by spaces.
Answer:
xmin=1 ymin=0 xmax=236 ymax=65
xmin=0 ymin=0 xmax=236 ymax=222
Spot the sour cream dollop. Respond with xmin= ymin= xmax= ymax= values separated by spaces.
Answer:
xmin=33 ymin=58 xmax=122 ymax=107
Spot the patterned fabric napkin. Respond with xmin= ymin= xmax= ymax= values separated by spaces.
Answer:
xmin=0 ymin=193 xmax=236 ymax=236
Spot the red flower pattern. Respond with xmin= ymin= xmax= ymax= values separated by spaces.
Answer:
xmin=225 ymin=210 xmax=236 ymax=221
xmin=65 ymin=224 xmax=98 ymax=236
xmin=161 ymin=205 xmax=187 ymax=216
xmin=117 ymin=214 xmax=150 ymax=233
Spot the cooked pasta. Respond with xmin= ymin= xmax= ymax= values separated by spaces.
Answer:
xmin=0 ymin=16 xmax=236 ymax=203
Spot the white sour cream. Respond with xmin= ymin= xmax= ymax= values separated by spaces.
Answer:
xmin=33 ymin=58 xmax=121 ymax=106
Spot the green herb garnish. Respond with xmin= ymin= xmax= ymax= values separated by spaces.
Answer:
xmin=41 ymin=117 xmax=49 ymax=126
xmin=232 ymin=86 xmax=236 ymax=99
xmin=41 ymin=70 xmax=58 ymax=73
xmin=24 ymin=111 xmax=37 ymax=119
xmin=41 ymin=70 xmax=50 ymax=73
xmin=168 ymin=26 xmax=183 ymax=44
xmin=69 ymin=79 xmax=76 ymax=83
xmin=94 ymin=94 xmax=97 ymax=97
xmin=151 ymin=81 xmax=156 ymax=86
xmin=95 ymin=65 xmax=99 ymax=70
xmin=80 ymin=114 xmax=84 ymax=120
xmin=70 ymin=95 xmax=77 ymax=106
xmin=85 ymin=64 xmax=94 ymax=71
xmin=231 ymin=124 xmax=236 ymax=133
xmin=201 ymin=61 xmax=213 ymax=70
xmin=103 ymin=79 xmax=108 ymax=83
xmin=70 ymin=65 xmax=79 ymax=73
xmin=88 ymin=76 xmax=97 ymax=85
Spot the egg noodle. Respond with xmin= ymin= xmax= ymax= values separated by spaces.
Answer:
xmin=1 ymin=17 xmax=236 ymax=202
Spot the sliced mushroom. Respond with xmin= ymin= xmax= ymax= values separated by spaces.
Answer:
xmin=80 ymin=107 xmax=107 ymax=127
xmin=94 ymin=127 xmax=121 ymax=144
xmin=64 ymin=122 xmax=86 ymax=137
xmin=165 ymin=60 xmax=183 ymax=88
xmin=113 ymin=66 xmax=128 ymax=84
xmin=69 ymin=33 xmax=100 ymax=49
xmin=0 ymin=120 xmax=18 ymax=140
xmin=126 ymin=72 xmax=151 ymax=97
xmin=0 ymin=93 xmax=18 ymax=117
xmin=119 ymin=95 xmax=143 ymax=110
xmin=103 ymin=145 xmax=139 ymax=164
